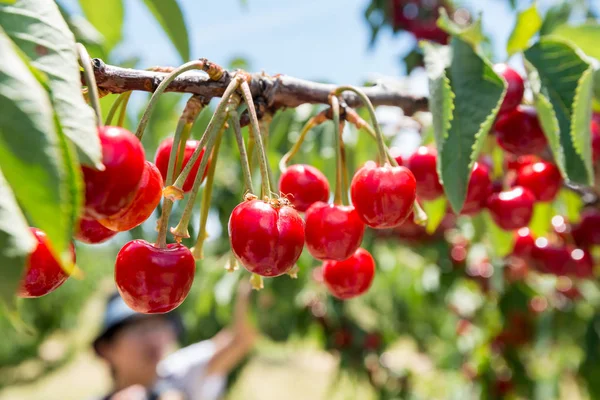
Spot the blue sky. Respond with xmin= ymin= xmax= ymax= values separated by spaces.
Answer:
xmin=112 ymin=0 xmax=533 ymax=85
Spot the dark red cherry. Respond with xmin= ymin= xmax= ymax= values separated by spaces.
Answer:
xmin=493 ymin=64 xmax=524 ymax=115
xmin=155 ymin=137 xmax=208 ymax=193
xmin=486 ymin=186 xmax=535 ymax=230
xmin=75 ymin=217 xmax=118 ymax=244
xmin=568 ymin=248 xmax=594 ymax=278
xmin=279 ymin=164 xmax=330 ymax=212
xmin=461 ymin=162 xmax=492 ymax=215
xmin=514 ymin=161 xmax=562 ymax=202
xmin=513 ymin=228 xmax=535 ymax=259
xmin=115 ymin=240 xmax=195 ymax=313
xmin=229 ymin=198 xmax=305 ymax=277
xmin=100 ymin=161 xmax=163 ymax=232
xmin=304 ymin=202 xmax=365 ymax=261
xmin=322 ymin=248 xmax=375 ymax=300
xmin=494 ymin=106 xmax=548 ymax=156
xmin=505 ymin=154 xmax=540 ymax=171
xmin=591 ymin=119 xmax=600 ymax=163
xmin=407 ymin=146 xmax=444 ymax=201
xmin=572 ymin=209 xmax=600 ymax=248
xmin=350 ymin=161 xmax=417 ymax=229
xmin=363 ymin=333 xmax=382 ymax=350
xmin=82 ymin=126 xmax=145 ymax=219
xmin=18 ymin=228 xmax=75 ymax=298
xmin=389 ymin=146 xmax=404 ymax=166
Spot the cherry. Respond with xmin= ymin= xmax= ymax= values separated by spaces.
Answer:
xmin=494 ymin=312 xmax=533 ymax=348
xmin=460 ymin=162 xmax=492 ymax=215
xmin=514 ymin=161 xmax=562 ymax=202
xmin=569 ymin=248 xmax=594 ymax=278
xmin=350 ymin=161 xmax=416 ymax=229
xmin=229 ymin=198 xmax=305 ymax=277
xmin=322 ymin=248 xmax=375 ymax=299
xmin=505 ymin=154 xmax=539 ymax=171
xmin=532 ymin=241 xmax=593 ymax=278
xmin=407 ymin=146 xmax=444 ymax=201
xmin=115 ymin=240 xmax=195 ymax=313
xmin=493 ymin=64 xmax=524 ymax=115
xmin=391 ymin=0 xmax=450 ymax=44
xmin=82 ymin=126 xmax=145 ymax=219
xmin=75 ymin=217 xmax=118 ymax=244
xmin=572 ymin=209 xmax=600 ymax=248
xmin=100 ymin=161 xmax=163 ymax=232
xmin=154 ymin=137 xmax=208 ymax=193
xmin=278 ymin=164 xmax=330 ymax=212
xmin=18 ymin=228 xmax=75 ymax=298
xmin=363 ymin=333 xmax=382 ymax=350
xmin=512 ymin=228 xmax=535 ymax=259
xmin=304 ymin=202 xmax=365 ymax=261
xmin=494 ymin=106 xmax=548 ymax=156
xmin=389 ymin=146 xmax=404 ymax=166
xmin=486 ymin=186 xmax=535 ymax=230
xmin=591 ymin=119 xmax=600 ymax=162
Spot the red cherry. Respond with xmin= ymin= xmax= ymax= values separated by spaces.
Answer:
xmin=532 ymin=241 xmax=593 ymax=277
xmin=513 ymin=228 xmax=535 ymax=259
xmin=514 ymin=161 xmax=562 ymax=202
xmin=494 ymin=106 xmax=548 ymax=156
xmin=493 ymin=64 xmax=524 ymax=115
xmin=363 ymin=333 xmax=382 ymax=350
xmin=304 ymin=202 xmax=365 ymax=261
xmin=569 ymin=248 xmax=594 ymax=278
xmin=82 ymin=126 xmax=145 ymax=219
xmin=505 ymin=154 xmax=540 ymax=171
xmin=407 ymin=146 xmax=444 ymax=201
xmin=486 ymin=186 xmax=535 ymax=230
xmin=115 ymin=239 xmax=195 ymax=313
xmin=229 ymin=199 xmax=305 ymax=277
xmin=389 ymin=146 xmax=404 ymax=166
xmin=572 ymin=209 xmax=600 ymax=248
xmin=100 ymin=161 xmax=163 ymax=232
xmin=18 ymin=228 xmax=75 ymax=298
xmin=74 ymin=217 xmax=118 ymax=244
xmin=591 ymin=119 xmax=600 ymax=163
xmin=350 ymin=161 xmax=417 ymax=229
xmin=461 ymin=162 xmax=492 ymax=215
xmin=332 ymin=329 xmax=353 ymax=349
xmin=278 ymin=164 xmax=330 ymax=212
xmin=154 ymin=137 xmax=208 ymax=193
xmin=322 ymin=248 xmax=375 ymax=299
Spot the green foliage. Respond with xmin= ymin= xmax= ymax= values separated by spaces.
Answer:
xmin=506 ymin=3 xmax=542 ymax=56
xmin=525 ymin=38 xmax=594 ymax=185
xmin=78 ymin=0 xmax=123 ymax=52
xmin=141 ymin=0 xmax=190 ymax=62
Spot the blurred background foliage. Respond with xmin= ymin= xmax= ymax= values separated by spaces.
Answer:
xmin=3 ymin=0 xmax=600 ymax=399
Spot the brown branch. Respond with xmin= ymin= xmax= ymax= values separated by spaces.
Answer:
xmin=88 ymin=59 xmax=429 ymax=116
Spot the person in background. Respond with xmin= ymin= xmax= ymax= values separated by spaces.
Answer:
xmin=92 ymin=282 xmax=256 ymax=400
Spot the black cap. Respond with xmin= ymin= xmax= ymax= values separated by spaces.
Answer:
xmin=92 ymin=293 xmax=183 ymax=354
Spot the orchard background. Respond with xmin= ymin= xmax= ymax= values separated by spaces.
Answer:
xmin=3 ymin=0 xmax=600 ymax=399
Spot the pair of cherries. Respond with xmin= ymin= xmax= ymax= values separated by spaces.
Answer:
xmin=229 ymin=157 xmax=417 ymax=299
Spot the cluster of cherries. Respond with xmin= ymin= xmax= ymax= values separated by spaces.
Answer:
xmin=19 ymin=126 xmax=209 ymax=313
xmin=390 ymin=0 xmax=452 ymax=44
xmin=231 ymin=154 xmax=417 ymax=300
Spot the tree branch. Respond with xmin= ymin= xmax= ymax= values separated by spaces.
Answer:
xmin=89 ymin=59 xmax=429 ymax=116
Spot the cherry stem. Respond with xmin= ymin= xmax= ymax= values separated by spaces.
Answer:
xmin=259 ymin=115 xmax=277 ymax=193
xmin=249 ymin=273 xmax=264 ymax=291
xmin=156 ymin=119 xmax=191 ymax=248
xmin=339 ymin=121 xmax=350 ymax=204
xmin=105 ymin=92 xmax=128 ymax=125
xmin=76 ymin=43 xmax=102 ymax=127
xmin=361 ymin=123 xmax=397 ymax=165
xmin=331 ymin=96 xmax=344 ymax=206
xmin=117 ymin=92 xmax=132 ymax=127
xmin=172 ymin=77 xmax=243 ymax=190
xmin=239 ymin=80 xmax=272 ymax=197
xmin=174 ymin=121 xmax=192 ymax=177
xmin=192 ymin=127 xmax=224 ymax=260
xmin=230 ymin=109 xmax=255 ymax=195
xmin=333 ymin=86 xmax=387 ymax=164
xmin=278 ymin=117 xmax=318 ymax=173
xmin=412 ymin=200 xmax=428 ymax=226
xmin=136 ymin=60 xmax=208 ymax=140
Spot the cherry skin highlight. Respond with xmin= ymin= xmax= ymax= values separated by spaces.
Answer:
xmin=100 ymin=161 xmax=163 ymax=232
xmin=350 ymin=161 xmax=417 ymax=229
xmin=493 ymin=64 xmax=524 ymax=115
xmin=486 ymin=186 xmax=535 ymax=231
xmin=155 ymin=137 xmax=208 ymax=192
xmin=514 ymin=161 xmax=562 ymax=202
xmin=513 ymin=228 xmax=535 ymax=259
xmin=229 ymin=199 xmax=305 ymax=277
xmin=322 ymin=248 xmax=375 ymax=300
xmin=75 ymin=217 xmax=118 ymax=244
xmin=18 ymin=228 xmax=75 ymax=298
xmin=407 ymin=146 xmax=444 ymax=201
xmin=115 ymin=240 xmax=196 ymax=313
xmin=304 ymin=202 xmax=365 ymax=261
xmin=279 ymin=164 xmax=330 ymax=212
xmin=82 ymin=126 xmax=145 ymax=219
xmin=494 ymin=106 xmax=548 ymax=156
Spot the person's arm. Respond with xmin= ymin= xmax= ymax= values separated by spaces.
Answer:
xmin=204 ymin=281 xmax=257 ymax=376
